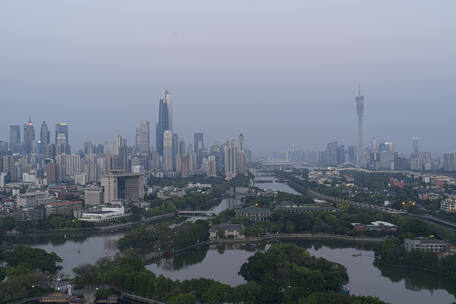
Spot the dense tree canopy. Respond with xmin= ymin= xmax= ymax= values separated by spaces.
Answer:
xmin=73 ymin=244 xmax=387 ymax=304
xmin=240 ymin=243 xmax=349 ymax=303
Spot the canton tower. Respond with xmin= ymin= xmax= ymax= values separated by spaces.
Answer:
xmin=356 ymin=87 xmax=365 ymax=167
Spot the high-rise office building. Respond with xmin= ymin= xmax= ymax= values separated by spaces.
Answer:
xmin=194 ymin=133 xmax=204 ymax=169
xmin=56 ymin=133 xmax=67 ymax=154
xmin=379 ymin=141 xmax=394 ymax=152
xmin=356 ymin=88 xmax=365 ymax=167
xmin=163 ymin=130 xmax=173 ymax=172
xmin=23 ymin=117 xmax=35 ymax=154
xmin=135 ymin=121 xmax=150 ymax=154
xmin=40 ymin=121 xmax=50 ymax=145
xmin=336 ymin=145 xmax=345 ymax=165
xmin=84 ymin=142 xmax=94 ymax=155
xmin=46 ymin=162 xmax=60 ymax=184
xmin=172 ymin=133 xmax=179 ymax=171
xmin=325 ymin=141 xmax=338 ymax=166
xmin=101 ymin=171 xmax=144 ymax=203
xmin=181 ymin=155 xmax=190 ymax=178
xmin=207 ymin=155 xmax=216 ymax=177
xmin=156 ymin=90 xmax=172 ymax=156
xmin=9 ymin=125 xmax=21 ymax=153
xmin=238 ymin=133 xmax=247 ymax=176
xmin=412 ymin=137 xmax=419 ymax=153
xmin=371 ymin=137 xmax=378 ymax=152
xmin=210 ymin=142 xmax=223 ymax=173
xmin=179 ymin=139 xmax=186 ymax=156
xmin=116 ymin=135 xmax=128 ymax=172
xmin=55 ymin=123 xmax=69 ymax=154
xmin=164 ymin=89 xmax=172 ymax=131
xmin=194 ymin=133 xmax=204 ymax=153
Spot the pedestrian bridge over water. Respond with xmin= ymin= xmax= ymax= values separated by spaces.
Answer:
xmin=177 ymin=210 xmax=220 ymax=217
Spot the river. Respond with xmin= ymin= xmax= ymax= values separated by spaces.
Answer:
xmin=14 ymin=182 xmax=456 ymax=303
xmin=253 ymin=172 xmax=300 ymax=195
xmin=19 ymin=233 xmax=124 ymax=277
xmin=146 ymin=241 xmax=456 ymax=304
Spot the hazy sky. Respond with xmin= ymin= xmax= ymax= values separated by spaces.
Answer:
xmin=1 ymin=0 xmax=455 ymax=154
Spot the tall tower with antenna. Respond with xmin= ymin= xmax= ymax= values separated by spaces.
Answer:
xmin=356 ymin=86 xmax=365 ymax=167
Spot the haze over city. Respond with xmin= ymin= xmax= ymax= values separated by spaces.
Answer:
xmin=1 ymin=0 xmax=456 ymax=153
xmin=5 ymin=1 xmax=456 ymax=304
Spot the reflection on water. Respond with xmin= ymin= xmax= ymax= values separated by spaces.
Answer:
xmin=15 ymin=233 xmax=124 ymax=277
xmin=255 ymin=182 xmax=300 ymax=195
xmin=211 ymin=198 xmax=242 ymax=212
xmin=146 ymin=240 xmax=456 ymax=304
xmin=146 ymin=242 xmax=268 ymax=286
xmin=379 ymin=266 xmax=456 ymax=297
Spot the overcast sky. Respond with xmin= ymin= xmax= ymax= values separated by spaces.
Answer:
xmin=1 ymin=0 xmax=455 ymax=154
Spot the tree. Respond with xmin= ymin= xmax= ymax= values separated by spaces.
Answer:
xmin=239 ymin=243 xmax=348 ymax=303
xmin=285 ymin=221 xmax=295 ymax=233
xmin=167 ymin=293 xmax=196 ymax=304
xmin=217 ymin=229 xmax=225 ymax=239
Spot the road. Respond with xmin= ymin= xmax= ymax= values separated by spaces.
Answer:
xmin=305 ymin=186 xmax=456 ymax=231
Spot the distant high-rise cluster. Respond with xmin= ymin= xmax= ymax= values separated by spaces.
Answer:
xmin=0 ymin=89 xmax=252 ymax=191
xmin=223 ymin=134 xmax=248 ymax=180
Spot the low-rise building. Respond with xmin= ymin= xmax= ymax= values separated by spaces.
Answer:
xmin=84 ymin=187 xmax=103 ymax=206
xmin=441 ymin=199 xmax=456 ymax=213
xmin=275 ymin=201 xmax=337 ymax=214
xmin=404 ymin=237 xmax=448 ymax=253
xmin=6 ymin=206 xmax=46 ymax=221
xmin=352 ymin=221 xmax=397 ymax=232
xmin=209 ymin=224 xmax=244 ymax=240
xmin=236 ymin=206 xmax=270 ymax=222
xmin=17 ymin=191 xmax=54 ymax=208
xmin=79 ymin=204 xmax=127 ymax=223
xmin=46 ymin=201 xmax=83 ymax=217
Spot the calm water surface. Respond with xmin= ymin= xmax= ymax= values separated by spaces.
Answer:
xmin=146 ymin=241 xmax=456 ymax=304
xmin=255 ymin=181 xmax=300 ymax=195
xmin=18 ymin=233 xmax=124 ymax=276
xmin=14 ymin=184 xmax=456 ymax=303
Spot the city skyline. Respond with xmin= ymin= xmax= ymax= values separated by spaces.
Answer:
xmin=0 ymin=88 xmax=447 ymax=156
xmin=1 ymin=1 xmax=456 ymax=153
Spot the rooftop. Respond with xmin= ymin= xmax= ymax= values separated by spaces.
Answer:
xmin=209 ymin=224 xmax=243 ymax=232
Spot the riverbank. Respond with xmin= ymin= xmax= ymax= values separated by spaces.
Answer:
xmin=142 ymin=232 xmax=386 ymax=262
xmin=7 ymin=212 xmax=176 ymax=237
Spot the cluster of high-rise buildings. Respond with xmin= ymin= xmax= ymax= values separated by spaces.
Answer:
xmin=147 ymin=90 xmax=249 ymax=180
xmin=0 ymin=89 xmax=250 ymax=191
xmin=281 ymin=90 xmax=451 ymax=172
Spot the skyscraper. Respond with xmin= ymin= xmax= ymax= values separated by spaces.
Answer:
xmin=164 ymin=89 xmax=172 ymax=131
xmin=23 ymin=116 xmax=35 ymax=154
xmin=55 ymin=123 xmax=69 ymax=154
xmin=181 ymin=155 xmax=190 ymax=178
xmin=135 ymin=121 xmax=150 ymax=154
xmin=172 ymin=133 xmax=179 ymax=171
xmin=40 ymin=121 xmax=50 ymax=145
xmin=356 ymin=88 xmax=365 ymax=167
xmin=207 ymin=155 xmax=216 ymax=177
xmin=224 ymin=139 xmax=237 ymax=180
xmin=155 ymin=90 xmax=172 ymax=156
xmin=412 ymin=137 xmax=419 ymax=153
xmin=179 ymin=139 xmax=186 ymax=156
xmin=194 ymin=133 xmax=204 ymax=153
xmin=9 ymin=125 xmax=21 ymax=152
xmin=238 ymin=133 xmax=247 ymax=176
xmin=115 ymin=135 xmax=128 ymax=172
xmin=194 ymin=133 xmax=204 ymax=169
xmin=163 ymin=130 xmax=173 ymax=172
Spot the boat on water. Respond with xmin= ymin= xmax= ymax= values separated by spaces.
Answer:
xmin=352 ymin=250 xmax=362 ymax=257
